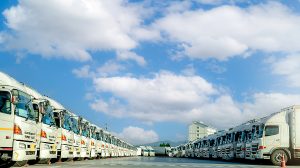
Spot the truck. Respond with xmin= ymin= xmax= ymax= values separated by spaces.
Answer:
xmin=69 ymin=113 xmax=81 ymax=160
xmin=0 ymin=72 xmax=38 ymax=167
xmin=78 ymin=117 xmax=90 ymax=159
xmin=24 ymin=86 xmax=58 ymax=164
xmin=45 ymin=97 xmax=74 ymax=161
xmin=249 ymin=105 xmax=300 ymax=165
xmin=89 ymin=124 xmax=97 ymax=159
xmin=147 ymin=146 xmax=155 ymax=157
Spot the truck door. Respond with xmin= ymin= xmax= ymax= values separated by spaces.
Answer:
xmin=0 ymin=91 xmax=14 ymax=148
xmin=263 ymin=125 xmax=281 ymax=152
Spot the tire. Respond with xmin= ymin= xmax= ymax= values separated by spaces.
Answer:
xmin=37 ymin=158 xmax=51 ymax=164
xmin=10 ymin=160 xmax=28 ymax=167
xmin=270 ymin=150 xmax=288 ymax=166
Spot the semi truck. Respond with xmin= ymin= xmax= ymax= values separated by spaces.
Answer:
xmin=173 ymin=105 xmax=300 ymax=166
xmin=78 ymin=117 xmax=90 ymax=159
xmin=0 ymin=71 xmax=137 ymax=166
xmin=24 ymin=86 xmax=58 ymax=164
xmin=69 ymin=113 xmax=81 ymax=159
xmin=0 ymin=72 xmax=38 ymax=167
xmin=45 ymin=97 xmax=74 ymax=161
xmin=249 ymin=106 xmax=300 ymax=165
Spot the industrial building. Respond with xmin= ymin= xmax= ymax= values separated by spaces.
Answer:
xmin=188 ymin=121 xmax=217 ymax=142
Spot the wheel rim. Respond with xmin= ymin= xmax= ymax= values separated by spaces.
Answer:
xmin=275 ymin=152 xmax=284 ymax=163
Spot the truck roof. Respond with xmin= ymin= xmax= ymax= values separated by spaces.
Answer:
xmin=0 ymin=71 xmax=28 ymax=93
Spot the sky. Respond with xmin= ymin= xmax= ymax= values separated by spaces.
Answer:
xmin=1 ymin=0 xmax=300 ymax=145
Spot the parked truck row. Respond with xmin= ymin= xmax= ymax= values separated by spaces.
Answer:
xmin=0 ymin=72 xmax=137 ymax=167
xmin=169 ymin=105 xmax=300 ymax=166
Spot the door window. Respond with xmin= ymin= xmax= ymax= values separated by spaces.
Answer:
xmin=265 ymin=125 xmax=279 ymax=136
xmin=0 ymin=91 xmax=11 ymax=114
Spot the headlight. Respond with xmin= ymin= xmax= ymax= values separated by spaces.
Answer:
xmin=44 ymin=144 xmax=51 ymax=149
xmin=19 ymin=143 xmax=26 ymax=149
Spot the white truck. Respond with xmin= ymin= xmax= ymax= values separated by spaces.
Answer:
xmin=78 ymin=117 xmax=90 ymax=159
xmin=101 ymin=131 xmax=109 ymax=158
xmin=24 ymin=86 xmax=58 ymax=164
xmin=249 ymin=105 xmax=300 ymax=165
xmin=70 ymin=113 xmax=81 ymax=159
xmin=89 ymin=124 xmax=97 ymax=158
xmin=147 ymin=146 xmax=155 ymax=157
xmin=0 ymin=72 xmax=38 ymax=167
xmin=45 ymin=97 xmax=74 ymax=161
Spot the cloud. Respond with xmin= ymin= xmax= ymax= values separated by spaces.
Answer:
xmin=154 ymin=2 xmax=300 ymax=61
xmin=72 ymin=65 xmax=94 ymax=78
xmin=117 ymin=126 xmax=159 ymax=145
xmin=117 ymin=50 xmax=146 ymax=66
xmin=194 ymin=0 xmax=224 ymax=5
xmin=270 ymin=55 xmax=300 ymax=88
xmin=72 ymin=61 xmax=125 ymax=78
xmin=241 ymin=92 xmax=300 ymax=119
xmin=97 ymin=61 xmax=126 ymax=77
xmin=1 ymin=0 xmax=157 ymax=61
xmin=90 ymin=71 xmax=300 ymax=129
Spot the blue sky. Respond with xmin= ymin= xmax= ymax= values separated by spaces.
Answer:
xmin=1 ymin=0 xmax=300 ymax=145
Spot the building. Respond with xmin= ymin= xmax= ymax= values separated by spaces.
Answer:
xmin=188 ymin=121 xmax=217 ymax=142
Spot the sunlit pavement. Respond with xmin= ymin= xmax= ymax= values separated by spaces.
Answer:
xmin=30 ymin=157 xmax=300 ymax=168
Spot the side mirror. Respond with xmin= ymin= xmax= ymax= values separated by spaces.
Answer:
xmin=11 ymin=90 xmax=19 ymax=105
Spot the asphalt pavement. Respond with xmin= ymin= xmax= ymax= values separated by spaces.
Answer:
xmin=29 ymin=156 xmax=300 ymax=168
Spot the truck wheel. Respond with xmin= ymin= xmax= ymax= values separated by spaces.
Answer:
xmin=10 ymin=160 xmax=28 ymax=167
xmin=38 ymin=158 xmax=51 ymax=164
xmin=270 ymin=150 xmax=288 ymax=166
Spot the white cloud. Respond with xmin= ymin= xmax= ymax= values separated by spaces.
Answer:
xmin=181 ymin=64 xmax=196 ymax=76
xmin=117 ymin=126 xmax=159 ymax=145
xmin=194 ymin=0 xmax=224 ymax=5
xmin=72 ymin=61 xmax=125 ymax=78
xmin=117 ymin=50 xmax=146 ymax=66
xmin=270 ymin=55 xmax=300 ymax=88
xmin=90 ymin=71 xmax=300 ymax=129
xmin=72 ymin=65 xmax=94 ymax=78
xmin=97 ymin=61 xmax=126 ymax=77
xmin=155 ymin=2 xmax=300 ymax=60
xmin=1 ymin=0 xmax=157 ymax=61
xmin=242 ymin=92 xmax=300 ymax=119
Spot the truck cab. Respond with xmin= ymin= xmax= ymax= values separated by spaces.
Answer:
xmin=46 ymin=97 xmax=74 ymax=161
xmin=24 ymin=86 xmax=58 ymax=164
xmin=70 ymin=113 xmax=81 ymax=159
xmin=94 ymin=126 xmax=103 ymax=158
xmin=252 ymin=110 xmax=290 ymax=165
xmin=0 ymin=72 xmax=38 ymax=167
xmin=89 ymin=124 xmax=97 ymax=158
xmin=79 ymin=117 xmax=90 ymax=159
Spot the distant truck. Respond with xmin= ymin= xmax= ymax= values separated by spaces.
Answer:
xmin=171 ymin=105 xmax=300 ymax=166
xmin=147 ymin=146 xmax=155 ymax=157
xmin=140 ymin=146 xmax=149 ymax=156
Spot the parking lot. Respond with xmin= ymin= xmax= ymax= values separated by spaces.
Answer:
xmin=29 ymin=157 xmax=300 ymax=168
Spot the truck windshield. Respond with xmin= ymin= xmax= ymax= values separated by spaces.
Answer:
xmin=91 ymin=127 xmax=97 ymax=139
xmin=42 ymin=103 xmax=55 ymax=126
xmin=81 ymin=123 xmax=90 ymax=137
xmin=71 ymin=118 xmax=80 ymax=134
xmin=63 ymin=112 xmax=72 ymax=131
xmin=15 ymin=90 xmax=36 ymax=121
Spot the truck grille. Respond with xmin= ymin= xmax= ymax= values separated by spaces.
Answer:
xmin=50 ymin=151 xmax=56 ymax=154
xmin=26 ymin=151 xmax=35 ymax=155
